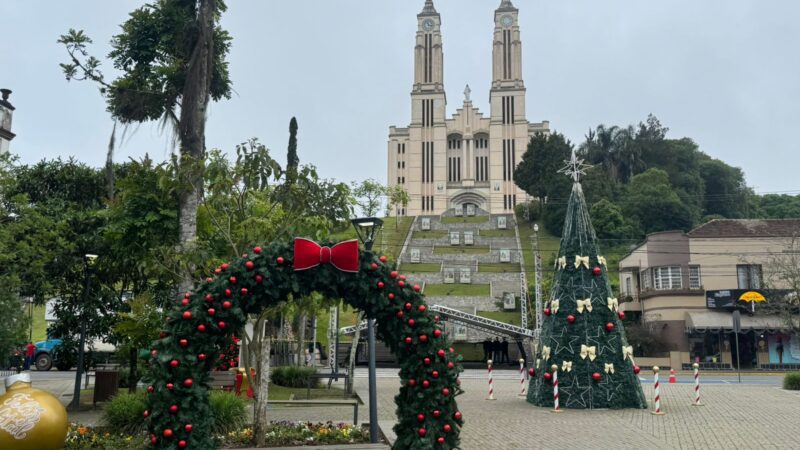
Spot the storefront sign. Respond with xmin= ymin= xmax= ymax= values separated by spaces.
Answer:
xmin=706 ymin=289 xmax=767 ymax=310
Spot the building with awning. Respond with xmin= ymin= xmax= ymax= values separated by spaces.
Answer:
xmin=618 ymin=219 xmax=800 ymax=370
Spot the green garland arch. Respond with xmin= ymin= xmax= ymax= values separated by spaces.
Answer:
xmin=144 ymin=239 xmax=464 ymax=449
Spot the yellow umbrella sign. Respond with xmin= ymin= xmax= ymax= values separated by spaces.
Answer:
xmin=739 ymin=291 xmax=766 ymax=303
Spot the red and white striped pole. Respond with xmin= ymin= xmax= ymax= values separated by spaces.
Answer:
xmin=651 ymin=366 xmax=665 ymax=415
xmin=486 ymin=360 xmax=496 ymax=400
xmin=518 ymin=358 xmax=527 ymax=397
xmin=551 ymin=364 xmax=562 ymax=413
xmin=691 ymin=362 xmax=704 ymax=406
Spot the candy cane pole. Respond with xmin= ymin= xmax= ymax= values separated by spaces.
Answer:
xmin=691 ymin=363 xmax=704 ymax=406
xmin=551 ymin=364 xmax=562 ymax=413
xmin=486 ymin=360 xmax=496 ymax=400
xmin=651 ymin=366 xmax=665 ymax=415
xmin=518 ymin=358 xmax=527 ymax=397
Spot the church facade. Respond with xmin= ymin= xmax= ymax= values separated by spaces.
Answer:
xmin=387 ymin=0 xmax=549 ymax=216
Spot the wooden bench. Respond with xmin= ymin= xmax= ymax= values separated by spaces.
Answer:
xmin=208 ymin=371 xmax=237 ymax=391
xmin=269 ymin=399 xmax=360 ymax=425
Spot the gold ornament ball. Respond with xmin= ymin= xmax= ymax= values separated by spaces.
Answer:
xmin=0 ymin=374 xmax=69 ymax=450
xmin=550 ymin=364 xmax=558 ymax=372
xmin=652 ymin=366 xmax=660 ymax=373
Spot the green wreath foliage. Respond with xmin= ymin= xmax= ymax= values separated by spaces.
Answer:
xmin=145 ymin=240 xmax=464 ymax=449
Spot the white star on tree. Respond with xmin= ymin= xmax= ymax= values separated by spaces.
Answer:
xmin=558 ymin=149 xmax=593 ymax=182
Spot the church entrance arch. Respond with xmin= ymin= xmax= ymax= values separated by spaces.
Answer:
xmin=145 ymin=239 xmax=464 ymax=449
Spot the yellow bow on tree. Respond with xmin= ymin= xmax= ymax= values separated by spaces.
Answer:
xmin=607 ymin=297 xmax=619 ymax=312
xmin=574 ymin=255 xmax=590 ymax=269
xmin=622 ymin=346 xmax=635 ymax=365
xmin=597 ymin=256 xmax=607 ymax=267
xmin=576 ymin=298 xmax=593 ymax=313
xmin=551 ymin=299 xmax=560 ymax=314
xmin=542 ymin=346 xmax=551 ymax=361
xmin=557 ymin=256 xmax=567 ymax=270
xmin=580 ymin=345 xmax=597 ymax=361
xmin=562 ymin=361 xmax=573 ymax=372
xmin=604 ymin=363 xmax=615 ymax=374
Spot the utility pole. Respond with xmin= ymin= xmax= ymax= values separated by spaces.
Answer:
xmin=532 ymin=224 xmax=543 ymax=353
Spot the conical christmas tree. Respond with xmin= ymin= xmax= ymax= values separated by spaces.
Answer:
xmin=528 ymin=151 xmax=647 ymax=409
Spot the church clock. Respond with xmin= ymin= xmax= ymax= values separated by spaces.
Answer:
xmin=501 ymin=15 xmax=514 ymax=28
xmin=423 ymin=19 xmax=435 ymax=32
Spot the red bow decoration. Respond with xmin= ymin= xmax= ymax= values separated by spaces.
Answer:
xmin=293 ymin=238 xmax=360 ymax=273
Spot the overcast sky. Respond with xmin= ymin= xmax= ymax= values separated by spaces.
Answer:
xmin=2 ymin=1 xmax=799 ymax=193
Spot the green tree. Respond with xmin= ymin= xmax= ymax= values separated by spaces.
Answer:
xmin=387 ymin=185 xmax=411 ymax=229
xmin=514 ymin=132 xmax=573 ymax=214
xmin=528 ymin=170 xmax=647 ymax=409
xmin=621 ymin=169 xmax=694 ymax=234
xmin=757 ymin=194 xmax=800 ymax=218
xmin=698 ymin=158 xmax=749 ymax=218
xmin=590 ymin=199 xmax=635 ymax=242
xmin=352 ymin=179 xmax=386 ymax=217
xmin=59 ymin=0 xmax=233 ymax=292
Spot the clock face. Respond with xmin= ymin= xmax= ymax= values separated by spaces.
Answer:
xmin=501 ymin=15 xmax=514 ymax=28
xmin=423 ymin=19 xmax=435 ymax=32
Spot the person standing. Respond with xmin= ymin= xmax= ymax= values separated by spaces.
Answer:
xmin=482 ymin=338 xmax=491 ymax=362
xmin=501 ymin=337 xmax=510 ymax=364
xmin=492 ymin=337 xmax=501 ymax=363
xmin=25 ymin=342 xmax=36 ymax=371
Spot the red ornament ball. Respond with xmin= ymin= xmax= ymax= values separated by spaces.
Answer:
xmin=163 ymin=429 xmax=173 ymax=439
xmin=253 ymin=246 xmax=262 ymax=254
xmin=442 ymin=388 xmax=450 ymax=396
xmin=454 ymin=411 xmax=462 ymax=421
xmin=181 ymin=298 xmax=189 ymax=306
xmin=414 ymin=284 xmax=421 ymax=292
xmin=229 ymin=276 xmax=237 ymax=284
xmin=388 ymin=293 xmax=395 ymax=300
xmin=408 ymin=378 xmax=417 ymax=387
xmin=593 ymin=266 xmax=602 ymax=276
xmin=567 ymin=314 xmax=576 ymax=324
xmin=433 ymin=329 xmax=442 ymax=338
xmin=255 ymin=274 xmax=264 ymax=283
xmin=198 ymin=353 xmax=207 ymax=361
xmin=197 ymin=324 xmax=206 ymax=333
xmin=543 ymin=372 xmax=552 ymax=381
xmin=423 ymin=357 xmax=431 ymax=366
xmin=240 ymin=288 xmax=248 ymax=296
xmin=419 ymin=335 xmax=428 ymax=343
xmin=396 ymin=311 xmax=404 ymax=319
xmin=147 ymin=385 xmax=154 ymax=393
xmin=418 ymin=305 xmax=427 ymax=313
xmin=170 ymin=359 xmax=179 ymax=368
xmin=400 ymin=275 xmax=407 ymax=281
xmin=160 ymin=331 xmax=168 ymax=338
xmin=377 ymin=281 xmax=385 ymax=289
xmin=179 ymin=339 xmax=188 ymax=348
xmin=178 ymin=440 xmax=187 ymax=449
xmin=370 ymin=263 xmax=378 ymax=270
xmin=380 ymin=255 xmax=388 ymax=263
xmin=277 ymin=257 xmax=285 ymax=265
xmin=437 ymin=349 xmax=446 ymax=358
xmin=592 ymin=372 xmax=602 ymax=382
xmin=223 ymin=301 xmax=232 ymax=309
xmin=183 ymin=378 xmax=193 ymax=388
xmin=221 ymin=263 xmax=229 ymax=270
xmin=405 ymin=337 xmax=413 ymax=345
xmin=418 ymin=428 xmax=426 ymax=437
xmin=218 ymin=321 xmax=226 ymax=329
xmin=544 ymin=308 xmax=551 ymax=316
xmin=182 ymin=311 xmax=192 ymax=320
xmin=447 ymin=362 xmax=455 ymax=369
xmin=417 ymin=413 xmax=425 ymax=422
xmin=207 ymin=308 xmax=216 ymax=317
xmin=151 ymin=435 xmax=157 ymax=445
xmin=169 ymin=405 xmax=178 ymax=414
xmin=633 ymin=365 xmax=641 ymax=374
xmin=408 ymin=319 xmax=416 ymax=327
xmin=528 ymin=368 xmax=536 ymax=377
xmin=432 ymin=370 xmax=439 ymax=378
xmin=618 ymin=311 xmax=626 ymax=320
xmin=143 ymin=410 xmax=149 ymax=418
xmin=224 ymin=289 xmax=232 ymax=297
xmin=422 ymin=380 xmax=430 ymax=388
xmin=443 ymin=424 xmax=452 ymax=433
xmin=438 ymin=437 xmax=445 ymax=445
xmin=246 ymin=261 xmax=254 ymax=270
xmin=605 ymin=322 xmax=615 ymax=332
xmin=214 ymin=268 xmax=222 ymax=275
xmin=205 ymin=294 xmax=213 ymax=303
xmin=184 ymin=424 xmax=193 ymax=433
xmin=390 ymin=271 xmax=399 ymax=279
xmin=434 ymin=316 xmax=441 ymax=323
xmin=397 ymin=280 xmax=405 ymax=288
xmin=151 ymin=349 xmax=158 ymax=358
xmin=405 ymin=303 xmax=412 ymax=311
xmin=433 ymin=409 xmax=441 ymax=418
xmin=166 ymin=383 xmax=174 ymax=390
xmin=206 ymin=277 xmax=213 ymax=283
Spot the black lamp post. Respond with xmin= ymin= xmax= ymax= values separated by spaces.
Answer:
xmin=70 ymin=253 xmax=98 ymax=412
xmin=350 ymin=217 xmax=383 ymax=443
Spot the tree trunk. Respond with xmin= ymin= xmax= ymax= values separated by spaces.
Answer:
xmin=345 ymin=311 xmax=365 ymax=394
xmin=128 ymin=347 xmax=137 ymax=394
xmin=177 ymin=0 xmax=216 ymax=294
xmin=253 ymin=323 xmax=273 ymax=447
xmin=296 ymin=314 xmax=307 ymax=366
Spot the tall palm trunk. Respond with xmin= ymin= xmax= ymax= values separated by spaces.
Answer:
xmin=177 ymin=0 xmax=215 ymax=293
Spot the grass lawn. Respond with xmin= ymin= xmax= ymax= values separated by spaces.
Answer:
xmin=329 ymin=216 xmax=414 ymax=262
xmin=267 ymin=382 xmax=348 ymax=400
xmin=402 ymin=263 xmax=442 ymax=273
xmin=478 ymin=263 xmax=521 ymax=273
xmin=412 ymin=230 xmax=448 ymax=239
xmin=424 ymin=284 xmax=491 ymax=297
xmin=477 ymin=311 xmax=521 ymax=326
xmin=432 ymin=246 xmax=490 ymax=255
xmin=479 ymin=229 xmax=516 ymax=238
xmin=441 ymin=216 xmax=489 ymax=224
xmin=31 ymin=305 xmax=47 ymax=342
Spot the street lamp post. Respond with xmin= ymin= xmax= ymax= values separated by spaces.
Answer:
xmin=351 ymin=217 xmax=384 ymax=444
xmin=70 ymin=253 xmax=98 ymax=412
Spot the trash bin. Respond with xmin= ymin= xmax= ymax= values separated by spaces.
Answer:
xmin=94 ymin=367 xmax=120 ymax=405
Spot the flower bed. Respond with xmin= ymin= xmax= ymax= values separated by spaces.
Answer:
xmin=63 ymin=423 xmax=147 ymax=450
xmin=222 ymin=421 xmax=371 ymax=448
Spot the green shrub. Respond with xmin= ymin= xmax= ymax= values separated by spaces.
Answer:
xmin=271 ymin=366 xmax=319 ymax=388
xmin=102 ymin=392 xmax=148 ymax=435
xmin=784 ymin=372 xmax=800 ymax=390
xmin=209 ymin=390 xmax=248 ymax=434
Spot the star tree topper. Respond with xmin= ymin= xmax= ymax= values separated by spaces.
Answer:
xmin=558 ymin=149 xmax=593 ymax=182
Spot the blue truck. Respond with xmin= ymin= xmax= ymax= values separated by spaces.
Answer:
xmin=32 ymin=339 xmax=67 ymax=371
